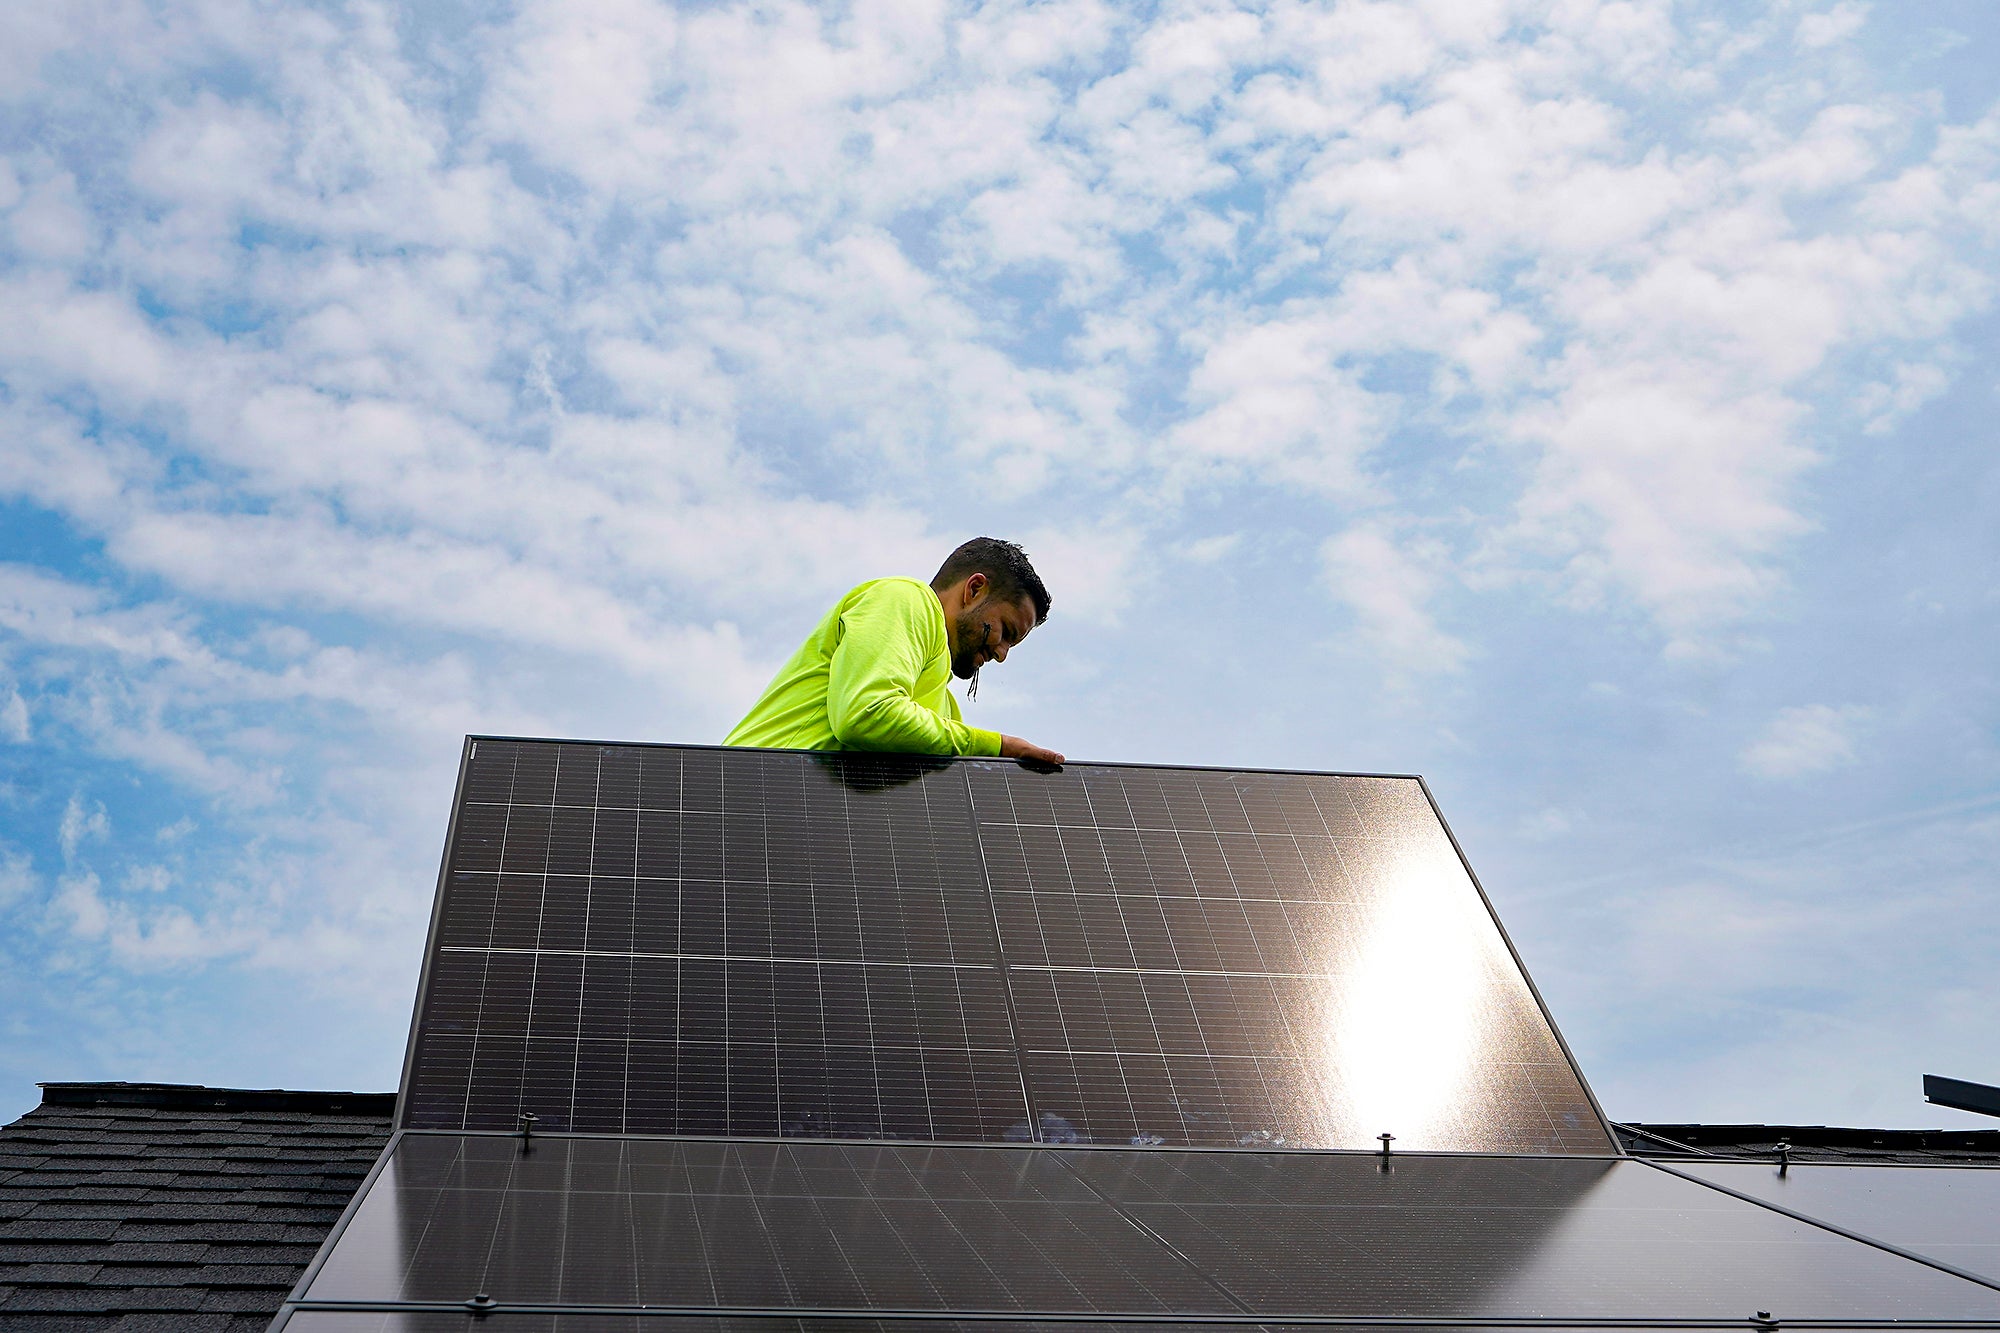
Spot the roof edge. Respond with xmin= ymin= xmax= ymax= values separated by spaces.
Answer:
xmin=37 ymin=1081 xmax=397 ymax=1115
xmin=1623 ymin=1120 xmax=2000 ymax=1157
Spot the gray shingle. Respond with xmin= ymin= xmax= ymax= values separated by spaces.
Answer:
xmin=0 ymin=1313 xmax=122 ymax=1332
xmin=0 ymin=1264 xmax=106 ymax=1284
xmin=110 ymin=1312 xmax=243 ymax=1333
xmin=0 ymin=1223 xmax=122 ymax=1242
xmin=1 ymin=1083 xmax=390 ymax=1333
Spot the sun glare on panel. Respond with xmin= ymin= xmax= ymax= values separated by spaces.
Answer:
xmin=1318 ymin=835 xmax=1486 ymax=1151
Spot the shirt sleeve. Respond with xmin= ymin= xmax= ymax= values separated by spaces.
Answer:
xmin=824 ymin=583 xmax=1004 ymax=756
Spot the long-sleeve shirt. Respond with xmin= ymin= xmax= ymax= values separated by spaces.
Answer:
xmin=722 ymin=577 xmax=1003 ymax=756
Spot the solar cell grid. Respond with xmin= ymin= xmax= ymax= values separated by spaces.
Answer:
xmin=404 ymin=740 xmax=1612 ymax=1153
xmin=403 ymin=742 xmax=1030 ymax=1139
xmin=961 ymin=760 xmax=1611 ymax=1153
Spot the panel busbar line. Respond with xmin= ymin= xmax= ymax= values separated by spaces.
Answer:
xmin=399 ymin=740 xmax=1613 ymax=1153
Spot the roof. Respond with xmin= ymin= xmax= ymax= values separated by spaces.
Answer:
xmin=1620 ymin=1120 xmax=2000 ymax=1163
xmin=0 ymin=1082 xmax=394 ymax=1333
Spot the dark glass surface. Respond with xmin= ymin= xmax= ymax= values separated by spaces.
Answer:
xmin=306 ymin=1135 xmax=1228 ymax=1314
xmin=305 ymin=1135 xmax=2000 ymax=1320
xmin=1056 ymin=1147 xmax=2000 ymax=1319
xmin=409 ymin=741 xmax=1611 ymax=1151
xmin=408 ymin=743 xmax=1027 ymax=1138
xmin=964 ymin=762 xmax=1609 ymax=1153
xmin=1668 ymin=1158 xmax=2000 ymax=1284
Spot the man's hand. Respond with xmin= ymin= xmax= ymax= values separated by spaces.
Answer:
xmin=1000 ymin=735 xmax=1065 ymax=768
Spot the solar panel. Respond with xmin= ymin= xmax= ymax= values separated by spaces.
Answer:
xmin=403 ymin=742 xmax=1029 ymax=1141
xmin=304 ymin=1135 xmax=1230 ymax=1314
xmin=1664 ymin=1159 xmax=2000 ymax=1285
xmin=295 ymin=1135 xmax=2000 ymax=1322
xmin=400 ymin=740 xmax=1609 ymax=1152
xmin=964 ymin=761 xmax=1607 ymax=1153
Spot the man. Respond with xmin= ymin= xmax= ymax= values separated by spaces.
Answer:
xmin=724 ymin=538 xmax=1065 ymax=764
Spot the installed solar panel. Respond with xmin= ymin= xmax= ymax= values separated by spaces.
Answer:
xmin=305 ymin=1136 xmax=1229 ymax=1314
xmin=404 ymin=742 xmax=1030 ymax=1141
xmin=401 ymin=740 xmax=1609 ymax=1152
xmin=295 ymin=1135 xmax=2000 ymax=1322
xmin=1665 ymin=1159 xmax=2000 ymax=1285
xmin=966 ymin=760 xmax=1607 ymax=1153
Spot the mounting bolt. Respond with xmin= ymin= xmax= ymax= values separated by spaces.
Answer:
xmin=517 ymin=1111 xmax=538 ymax=1143
xmin=1750 ymin=1312 xmax=1778 ymax=1330
xmin=464 ymin=1293 xmax=498 ymax=1316
xmin=1377 ymin=1132 xmax=1395 ymax=1158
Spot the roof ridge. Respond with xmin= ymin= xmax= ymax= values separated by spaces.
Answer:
xmin=35 ymin=1083 xmax=396 ymax=1116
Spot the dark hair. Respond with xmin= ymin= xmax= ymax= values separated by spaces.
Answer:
xmin=931 ymin=537 xmax=1051 ymax=625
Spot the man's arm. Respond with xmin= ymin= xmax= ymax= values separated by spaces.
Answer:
xmin=825 ymin=582 xmax=1004 ymax=755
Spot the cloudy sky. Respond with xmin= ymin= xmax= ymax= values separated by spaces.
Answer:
xmin=2 ymin=0 xmax=1998 ymax=1131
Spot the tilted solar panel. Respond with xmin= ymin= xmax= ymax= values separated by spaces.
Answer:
xmin=404 ymin=743 xmax=1029 ymax=1142
xmin=398 ymin=739 xmax=1611 ymax=1153
xmin=965 ymin=761 xmax=1606 ymax=1153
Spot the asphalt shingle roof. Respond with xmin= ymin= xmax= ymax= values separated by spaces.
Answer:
xmin=0 ymin=1083 xmax=393 ymax=1333
xmin=1620 ymin=1120 xmax=2000 ymax=1162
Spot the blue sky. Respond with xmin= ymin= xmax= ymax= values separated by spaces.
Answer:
xmin=2 ymin=0 xmax=1998 ymax=1131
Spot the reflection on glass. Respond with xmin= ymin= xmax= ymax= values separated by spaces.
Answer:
xmin=973 ymin=763 xmax=1610 ymax=1153
xmin=415 ymin=746 xmax=1612 ymax=1154
xmin=1319 ymin=824 xmax=1486 ymax=1150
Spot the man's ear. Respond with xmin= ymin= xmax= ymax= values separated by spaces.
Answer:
xmin=964 ymin=571 xmax=988 ymax=602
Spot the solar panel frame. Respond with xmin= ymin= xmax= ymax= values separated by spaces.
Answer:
xmin=397 ymin=739 xmax=1616 ymax=1153
xmin=275 ymin=1314 xmax=1860 ymax=1333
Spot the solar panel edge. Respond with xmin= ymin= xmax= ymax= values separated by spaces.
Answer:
xmin=465 ymin=735 xmax=1435 ymax=785
xmin=1407 ymin=774 xmax=1618 ymax=1156
xmin=394 ymin=736 xmax=481 ymax=1132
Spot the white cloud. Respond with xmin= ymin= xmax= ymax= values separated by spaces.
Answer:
xmin=0 ymin=845 xmax=36 ymax=908
xmin=1322 ymin=524 xmax=1469 ymax=680
xmin=1741 ymin=703 xmax=1874 ymax=779
xmin=0 ymin=689 xmax=28 ymax=743
xmin=1181 ymin=534 xmax=1241 ymax=564
xmin=1796 ymin=2 xmax=1869 ymax=50
xmin=58 ymin=795 xmax=109 ymax=864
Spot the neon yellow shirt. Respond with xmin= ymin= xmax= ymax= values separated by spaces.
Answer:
xmin=723 ymin=577 xmax=1003 ymax=756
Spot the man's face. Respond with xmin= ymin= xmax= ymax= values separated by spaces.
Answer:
xmin=950 ymin=582 xmax=1038 ymax=680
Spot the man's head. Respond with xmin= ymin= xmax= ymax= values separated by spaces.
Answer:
xmin=930 ymin=537 xmax=1052 ymax=682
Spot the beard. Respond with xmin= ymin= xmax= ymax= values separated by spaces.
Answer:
xmin=950 ymin=607 xmax=988 ymax=680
